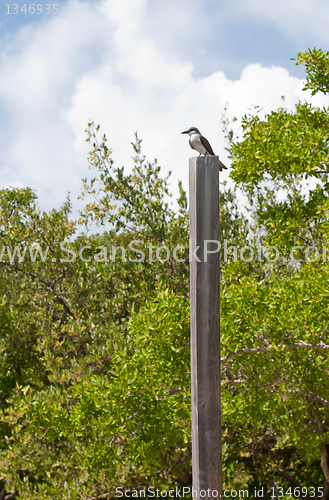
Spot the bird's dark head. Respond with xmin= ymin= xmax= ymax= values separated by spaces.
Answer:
xmin=181 ymin=127 xmax=200 ymax=136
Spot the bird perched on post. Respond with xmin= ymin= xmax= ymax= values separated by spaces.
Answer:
xmin=181 ymin=126 xmax=228 ymax=171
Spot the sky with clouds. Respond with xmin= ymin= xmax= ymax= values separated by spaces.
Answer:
xmin=1 ymin=0 xmax=329 ymax=215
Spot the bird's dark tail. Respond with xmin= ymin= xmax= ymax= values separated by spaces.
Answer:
xmin=219 ymin=159 xmax=228 ymax=171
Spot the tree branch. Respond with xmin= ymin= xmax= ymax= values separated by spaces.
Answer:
xmin=79 ymin=493 xmax=111 ymax=500
xmin=321 ymin=446 xmax=329 ymax=483
xmin=49 ymin=270 xmax=66 ymax=291
xmin=221 ymin=340 xmax=329 ymax=362
xmin=0 ymin=261 xmax=49 ymax=287
xmin=0 ymin=261 xmax=75 ymax=319
xmin=57 ymin=295 xmax=76 ymax=320
xmin=0 ymin=486 xmax=6 ymax=500
xmin=308 ymin=392 xmax=329 ymax=408
xmin=314 ymin=414 xmax=329 ymax=484
xmin=277 ymin=469 xmax=314 ymax=500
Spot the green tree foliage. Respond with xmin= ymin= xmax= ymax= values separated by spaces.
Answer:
xmin=1 ymin=48 xmax=329 ymax=499
xmin=1 ymin=289 xmax=191 ymax=498
xmin=221 ymin=263 xmax=329 ymax=489
xmin=295 ymin=48 xmax=329 ymax=96
xmin=228 ymin=103 xmax=329 ymax=259
xmin=0 ymin=127 xmax=251 ymax=498
xmin=221 ymin=46 xmax=329 ymax=491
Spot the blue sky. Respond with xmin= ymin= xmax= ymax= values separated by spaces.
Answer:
xmin=1 ymin=0 xmax=329 ymax=214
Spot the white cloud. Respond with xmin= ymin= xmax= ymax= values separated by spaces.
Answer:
xmin=236 ymin=0 xmax=329 ymax=43
xmin=101 ymin=0 xmax=146 ymax=44
xmin=0 ymin=0 xmax=328 ymax=216
xmin=0 ymin=0 xmax=111 ymax=209
xmin=67 ymin=59 xmax=329 ymax=205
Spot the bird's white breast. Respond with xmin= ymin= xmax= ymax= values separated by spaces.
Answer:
xmin=190 ymin=133 xmax=207 ymax=155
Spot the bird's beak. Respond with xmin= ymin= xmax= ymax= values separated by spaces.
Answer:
xmin=181 ymin=130 xmax=189 ymax=134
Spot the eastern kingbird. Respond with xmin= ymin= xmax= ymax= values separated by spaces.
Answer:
xmin=181 ymin=127 xmax=228 ymax=171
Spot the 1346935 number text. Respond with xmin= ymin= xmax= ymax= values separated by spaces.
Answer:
xmin=6 ymin=4 xmax=58 ymax=14
xmin=273 ymin=487 xmax=324 ymax=497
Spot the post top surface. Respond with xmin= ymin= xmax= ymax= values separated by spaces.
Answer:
xmin=189 ymin=155 xmax=220 ymax=170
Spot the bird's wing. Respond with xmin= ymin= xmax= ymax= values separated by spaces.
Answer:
xmin=200 ymin=135 xmax=215 ymax=155
xmin=219 ymin=159 xmax=228 ymax=171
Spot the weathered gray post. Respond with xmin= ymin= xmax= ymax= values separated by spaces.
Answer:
xmin=189 ymin=155 xmax=221 ymax=498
